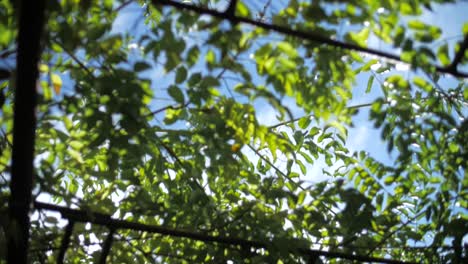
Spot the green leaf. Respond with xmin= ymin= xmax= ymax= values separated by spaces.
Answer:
xmin=236 ymin=2 xmax=250 ymax=17
xmin=413 ymin=76 xmax=432 ymax=92
xmin=67 ymin=149 xmax=84 ymax=163
xmin=206 ymin=50 xmax=216 ymax=68
xmin=393 ymin=26 xmax=406 ymax=47
xmin=463 ymin=22 xmax=468 ymax=35
xmin=366 ymin=75 xmax=374 ymax=93
xmin=165 ymin=52 xmax=181 ymax=72
xmin=175 ymin=66 xmax=188 ymax=84
xmin=345 ymin=28 xmax=370 ymax=46
xmin=277 ymin=42 xmax=298 ymax=58
xmin=69 ymin=140 xmax=84 ymax=150
xmin=168 ymin=85 xmax=185 ymax=103
xmin=200 ymin=76 xmax=220 ymax=88
xmin=296 ymin=159 xmax=307 ymax=175
xmin=437 ymin=44 xmax=450 ymax=66
xmin=408 ymin=20 xmax=426 ymax=30
xmin=39 ymin=64 xmax=49 ymax=72
xmin=134 ymin=61 xmax=151 ymax=72
xmin=298 ymin=116 xmax=311 ymax=129
xmin=357 ymin=59 xmax=378 ymax=73
xmin=448 ymin=142 xmax=459 ymax=153
xmin=384 ymin=176 xmax=395 ymax=185
xmin=51 ymin=74 xmax=62 ymax=95
xmin=186 ymin=46 xmax=200 ymax=67
xmin=297 ymin=191 xmax=305 ymax=205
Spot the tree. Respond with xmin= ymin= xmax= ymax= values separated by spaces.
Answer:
xmin=0 ymin=0 xmax=467 ymax=263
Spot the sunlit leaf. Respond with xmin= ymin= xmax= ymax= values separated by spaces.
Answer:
xmin=51 ymin=73 xmax=62 ymax=95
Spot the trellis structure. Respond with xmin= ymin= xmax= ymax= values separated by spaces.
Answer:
xmin=6 ymin=0 xmax=468 ymax=263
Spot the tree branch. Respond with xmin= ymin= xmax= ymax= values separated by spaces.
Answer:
xmin=152 ymin=0 xmax=468 ymax=78
xmin=34 ymin=201 xmax=418 ymax=264
xmin=448 ymin=34 xmax=468 ymax=71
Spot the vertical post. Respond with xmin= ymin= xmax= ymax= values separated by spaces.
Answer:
xmin=7 ymin=0 xmax=46 ymax=263
xmin=57 ymin=221 xmax=75 ymax=264
xmin=98 ymin=229 xmax=116 ymax=264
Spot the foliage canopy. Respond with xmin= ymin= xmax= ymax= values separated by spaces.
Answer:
xmin=0 ymin=0 xmax=467 ymax=263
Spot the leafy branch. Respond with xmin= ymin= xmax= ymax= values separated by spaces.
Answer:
xmin=366 ymin=211 xmax=426 ymax=256
xmin=52 ymin=40 xmax=93 ymax=76
xmin=246 ymin=144 xmax=304 ymax=190
xmin=153 ymin=0 xmax=468 ymax=78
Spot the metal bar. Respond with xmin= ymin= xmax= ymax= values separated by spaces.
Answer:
xmin=57 ymin=221 xmax=75 ymax=264
xmin=7 ymin=0 xmax=46 ymax=263
xmin=34 ymin=201 xmax=419 ymax=264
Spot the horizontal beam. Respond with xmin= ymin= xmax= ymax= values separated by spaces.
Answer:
xmin=34 ymin=201 xmax=418 ymax=264
xmin=152 ymin=0 xmax=468 ymax=78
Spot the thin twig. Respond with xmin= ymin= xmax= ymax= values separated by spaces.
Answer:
xmin=114 ymin=0 xmax=134 ymax=13
xmin=53 ymin=41 xmax=93 ymax=75
xmin=155 ymin=136 xmax=207 ymax=196
xmin=247 ymin=144 xmax=304 ymax=190
xmin=148 ymin=52 xmax=235 ymax=117
xmin=268 ymin=101 xmax=382 ymax=129
xmin=366 ymin=211 xmax=425 ymax=256
xmin=258 ymin=0 xmax=272 ymax=20
xmin=448 ymin=34 xmax=468 ymax=71
xmin=147 ymin=102 xmax=190 ymax=116
xmin=423 ymin=70 xmax=464 ymax=117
